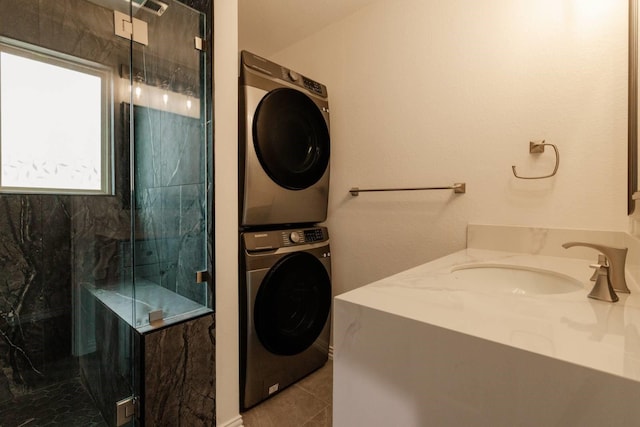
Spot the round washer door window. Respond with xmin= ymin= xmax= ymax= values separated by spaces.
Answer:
xmin=252 ymin=88 xmax=330 ymax=190
xmin=254 ymin=252 xmax=331 ymax=356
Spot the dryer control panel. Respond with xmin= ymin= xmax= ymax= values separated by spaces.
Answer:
xmin=241 ymin=50 xmax=328 ymax=99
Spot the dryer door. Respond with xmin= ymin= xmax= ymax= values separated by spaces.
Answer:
xmin=252 ymin=88 xmax=330 ymax=190
xmin=254 ymin=251 xmax=331 ymax=356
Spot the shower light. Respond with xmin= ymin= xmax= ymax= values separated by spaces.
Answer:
xmin=186 ymin=98 xmax=192 ymax=110
xmin=162 ymin=92 xmax=169 ymax=105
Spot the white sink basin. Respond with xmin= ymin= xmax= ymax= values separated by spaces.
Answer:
xmin=450 ymin=264 xmax=583 ymax=295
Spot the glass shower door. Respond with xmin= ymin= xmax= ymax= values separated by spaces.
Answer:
xmin=129 ymin=1 xmax=210 ymax=330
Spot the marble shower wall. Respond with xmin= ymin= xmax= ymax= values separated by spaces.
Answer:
xmin=0 ymin=0 xmax=131 ymax=404
xmin=0 ymin=195 xmax=74 ymax=401
xmin=0 ymin=0 xmax=214 ymax=417
xmin=134 ymin=105 xmax=208 ymax=306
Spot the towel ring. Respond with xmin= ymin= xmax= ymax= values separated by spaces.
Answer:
xmin=512 ymin=141 xmax=559 ymax=180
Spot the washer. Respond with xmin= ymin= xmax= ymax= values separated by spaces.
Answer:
xmin=239 ymin=226 xmax=331 ymax=410
xmin=239 ymin=50 xmax=330 ymax=227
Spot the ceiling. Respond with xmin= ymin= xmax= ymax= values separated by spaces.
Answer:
xmin=238 ymin=0 xmax=379 ymax=57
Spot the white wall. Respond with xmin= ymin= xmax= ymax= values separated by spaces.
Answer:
xmin=214 ymin=1 xmax=240 ymax=426
xmin=270 ymin=0 xmax=629 ymax=297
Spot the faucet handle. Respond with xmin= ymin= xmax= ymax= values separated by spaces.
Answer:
xmin=587 ymin=264 xmax=618 ymax=303
xmin=589 ymin=254 xmax=608 ymax=281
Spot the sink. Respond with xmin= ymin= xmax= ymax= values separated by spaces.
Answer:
xmin=449 ymin=264 xmax=583 ymax=295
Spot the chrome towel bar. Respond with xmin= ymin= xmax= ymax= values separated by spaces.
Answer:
xmin=349 ymin=183 xmax=466 ymax=196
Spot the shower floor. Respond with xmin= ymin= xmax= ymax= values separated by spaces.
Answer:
xmin=0 ymin=377 xmax=106 ymax=427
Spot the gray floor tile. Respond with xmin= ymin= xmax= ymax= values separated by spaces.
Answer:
xmin=296 ymin=361 xmax=333 ymax=405
xmin=243 ymin=360 xmax=333 ymax=427
xmin=303 ymin=405 xmax=332 ymax=427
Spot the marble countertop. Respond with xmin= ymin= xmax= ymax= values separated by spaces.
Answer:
xmin=336 ymin=248 xmax=640 ymax=383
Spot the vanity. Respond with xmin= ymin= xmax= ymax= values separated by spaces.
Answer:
xmin=333 ymin=224 xmax=640 ymax=427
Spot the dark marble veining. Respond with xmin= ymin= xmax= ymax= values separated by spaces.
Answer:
xmin=0 ymin=195 xmax=74 ymax=401
xmin=134 ymin=105 xmax=208 ymax=306
xmin=143 ymin=313 xmax=215 ymax=426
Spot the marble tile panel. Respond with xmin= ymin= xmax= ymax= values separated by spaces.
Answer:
xmin=37 ymin=0 xmax=126 ymax=66
xmin=0 ymin=195 xmax=48 ymax=396
xmin=134 ymin=106 xmax=204 ymax=190
xmin=41 ymin=195 xmax=72 ymax=310
xmin=143 ymin=313 xmax=215 ymax=426
xmin=176 ymin=184 xmax=206 ymax=303
xmin=0 ymin=0 xmax=40 ymax=45
xmin=177 ymin=0 xmax=211 ymax=14
xmin=159 ymin=261 xmax=178 ymax=291
xmin=467 ymin=223 xmax=628 ymax=259
xmin=134 ymin=1 xmax=203 ymax=94
xmin=136 ymin=187 xmax=181 ymax=242
xmin=176 ymin=234 xmax=207 ymax=304
xmin=163 ymin=114 xmax=203 ymax=188
xmin=70 ymin=196 xmax=132 ymax=285
xmin=0 ymin=195 xmax=44 ymax=306
xmin=180 ymin=183 xmax=205 ymax=237
xmin=0 ymin=312 xmax=77 ymax=401
xmin=134 ymin=108 xmax=165 ymax=190
xmin=161 ymin=185 xmax=183 ymax=235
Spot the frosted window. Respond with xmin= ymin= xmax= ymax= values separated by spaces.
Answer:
xmin=0 ymin=43 xmax=111 ymax=194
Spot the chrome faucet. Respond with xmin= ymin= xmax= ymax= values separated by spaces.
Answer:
xmin=562 ymin=242 xmax=630 ymax=294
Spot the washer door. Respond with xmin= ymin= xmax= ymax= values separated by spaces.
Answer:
xmin=252 ymin=88 xmax=330 ymax=190
xmin=254 ymin=252 xmax=331 ymax=356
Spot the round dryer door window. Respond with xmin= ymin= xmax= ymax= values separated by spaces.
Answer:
xmin=254 ymin=252 xmax=331 ymax=356
xmin=252 ymin=88 xmax=330 ymax=190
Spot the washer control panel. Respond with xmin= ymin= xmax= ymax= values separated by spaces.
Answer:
xmin=282 ymin=227 xmax=327 ymax=246
xmin=243 ymin=226 xmax=329 ymax=252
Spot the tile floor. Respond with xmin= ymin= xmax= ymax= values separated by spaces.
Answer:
xmin=0 ymin=377 xmax=106 ymax=427
xmin=242 ymin=360 xmax=333 ymax=427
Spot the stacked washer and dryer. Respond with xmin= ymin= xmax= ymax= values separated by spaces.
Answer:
xmin=238 ymin=51 xmax=332 ymax=410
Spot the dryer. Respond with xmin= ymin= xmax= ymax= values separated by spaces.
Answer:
xmin=239 ymin=50 xmax=330 ymax=227
xmin=239 ymin=226 xmax=331 ymax=410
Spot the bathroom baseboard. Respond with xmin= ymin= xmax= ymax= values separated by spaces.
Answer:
xmin=218 ymin=415 xmax=244 ymax=427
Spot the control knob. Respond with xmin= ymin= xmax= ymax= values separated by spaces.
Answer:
xmin=289 ymin=231 xmax=301 ymax=243
xmin=288 ymin=70 xmax=300 ymax=82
